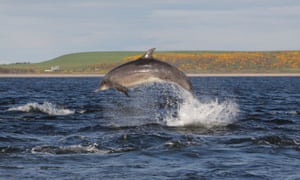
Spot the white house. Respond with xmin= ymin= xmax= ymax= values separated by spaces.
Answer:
xmin=45 ymin=66 xmax=60 ymax=72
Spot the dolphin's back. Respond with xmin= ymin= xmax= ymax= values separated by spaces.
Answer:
xmin=105 ymin=57 xmax=193 ymax=93
xmin=98 ymin=48 xmax=193 ymax=95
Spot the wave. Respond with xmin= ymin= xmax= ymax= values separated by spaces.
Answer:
xmin=31 ymin=143 xmax=108 ymax=154
xmin=227 ymin=135 xmax=300 ymax=149
xmin=163 ymin=89 xmax=239 ymax=128
xmin=8 ymin=102 xmax=75 ymax=116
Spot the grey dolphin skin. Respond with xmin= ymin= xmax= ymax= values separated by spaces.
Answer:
xmin=96 ymin=48 xmax=193 ymax=96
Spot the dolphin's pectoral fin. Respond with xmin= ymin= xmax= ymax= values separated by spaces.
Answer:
xmin=119 ymin=88 xmax=129 ymax=97
xmin=114 ymin=83 xmax=130 ymax=97
xmin=117 ymin=86 xmax=129 ymax=97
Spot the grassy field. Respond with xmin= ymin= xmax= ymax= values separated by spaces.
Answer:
xmin=1 ymin=50 xmax=300 ymax=74
xmin=35 ymin=51 xmax=145 ymax=73
xmin=0 ymin=51 xmax=143 ymax=73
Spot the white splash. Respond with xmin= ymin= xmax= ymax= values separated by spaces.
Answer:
xmin=8 ymin=102 xmax=75 ymax=116
xmin=163 ymin=90 xmax=239 ymax=128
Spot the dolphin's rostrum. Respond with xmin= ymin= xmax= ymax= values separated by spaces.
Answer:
xmin=96 ymin=48 xmax=193 ymax=96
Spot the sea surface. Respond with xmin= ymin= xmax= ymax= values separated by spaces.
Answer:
xmin=0 ymin=77 xmax=299 ymax=179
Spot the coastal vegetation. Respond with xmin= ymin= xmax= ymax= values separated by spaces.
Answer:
xmin=0 ymin=51 xmax=300 ymax=74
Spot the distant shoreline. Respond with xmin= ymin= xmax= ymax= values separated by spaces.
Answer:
xmin=1 ymin=73 xmax=300 ymax=78
xmin=0 ymin=74 xmax=104 ymax=78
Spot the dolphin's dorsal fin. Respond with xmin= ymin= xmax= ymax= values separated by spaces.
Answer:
xmin=141 ymin=48 xmax=156 ymax=59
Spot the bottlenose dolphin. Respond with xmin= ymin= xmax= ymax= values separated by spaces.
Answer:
xmin=96 ymin=48 xmax=193 ymax=96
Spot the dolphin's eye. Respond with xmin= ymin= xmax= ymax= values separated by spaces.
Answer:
xmin=101 ymin=80 xmax=106 ymax=85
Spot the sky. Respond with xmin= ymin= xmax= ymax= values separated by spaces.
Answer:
xmin=1 ymin=0 xmax=300 ymax=64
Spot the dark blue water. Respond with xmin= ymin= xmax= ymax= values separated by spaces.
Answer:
xmin=0 ymin=77 xmax=299 ymax=179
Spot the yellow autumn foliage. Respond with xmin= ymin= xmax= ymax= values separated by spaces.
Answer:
xmin=123 ymin=51 xmax=300 ymax=73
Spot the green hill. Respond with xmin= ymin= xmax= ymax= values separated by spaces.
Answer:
xmin=1 ymin=50 xmax=300 ymax=74
xmin=0 ymin=51 xmax=143 ymax=73
xmin=35 ymin=51 xmax=144 ymax=73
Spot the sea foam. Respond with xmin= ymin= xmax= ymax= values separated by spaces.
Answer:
xmin=8 ymin=102 xmax=75 ymax=116
xmin=163 ymin=89 xmax=239 ymax=128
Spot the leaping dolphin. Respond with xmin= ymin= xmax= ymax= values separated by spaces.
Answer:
xmin=96 ymin=48 xmax=193 ymax=96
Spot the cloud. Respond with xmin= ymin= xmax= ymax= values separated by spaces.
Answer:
xmin=0 ymin=0 xmax=300 ymax=63
xmin=145 ymin=2 xmax=300 ymax=50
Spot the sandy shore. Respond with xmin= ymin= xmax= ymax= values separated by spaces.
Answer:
xmin=0 ymin=73 xmax=300 ymax=78
xmin=187 ymin=73 xmax=300 ymax=77
xmin=0 ymin=74 xmax=104 ymax=78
